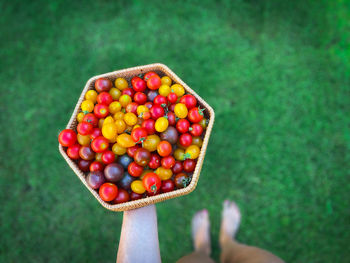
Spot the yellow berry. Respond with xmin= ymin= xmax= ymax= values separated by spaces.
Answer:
xmin=159 ymin=85 xmax=171 ymax=97
xmin=77 ymin=112 xmax=85 ymax=123
xmin=174 ymin=148 xmax=185 ymax=161
xmin=174 ymin=103 xmax=188 ymax=118
xmin=185 ymin=145 xmax=200 ymax=159
xmin=161 ymin=76 xmax=172 ymax=86
xmin=155 ymin=117 xmax=169 ymax=132
xmin=102 ymin=123 xmax=117 ymax=140
xmin=137 ymin=105 xmax=149 ymax=116
xmin=77 ymin=134 xmax=90 ymax=146
xmin=155 ymin=167 xmax=173 ymax=180
xmin=115 ymin=119 xmax=126 ymax=134
xmin=117 ymin=133 xmax=135 ymax=148
xmin=115 ymin=77 xmax=128 ymax=90
xmin=112 ymin=143 xmax=126 ymax=155
xmin=124 ymin=112 xmax=138 ymax=126
xmin=103 ymin=116 xmax=115 ymax=126
xmin=119 ymin=94 xmax=132 ymax=107
xmin=85 ymin=90 xmax=98 ymax=103
xmin=171 ymin=84 xmax=185 ymax=97
xmin=109 ymin=88 xmax=121 ymax=100
xmin=81 ymin=100 xmax=94 ymax=112
xmin=131 ymin=180 xmax=146 ymax=194
xmin=109 ymin=101 xmax=122 ymax=114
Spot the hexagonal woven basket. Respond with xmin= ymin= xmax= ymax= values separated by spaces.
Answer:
xmin=59 ymin=63 xmax=215 ymax=211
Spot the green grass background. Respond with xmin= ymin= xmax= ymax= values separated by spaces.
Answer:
xmin=1 ymin=0 xmax=349 ymax=262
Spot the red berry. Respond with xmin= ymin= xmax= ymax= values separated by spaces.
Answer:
xmin=126 ymin=102 xmax=139 ymax=114
xmin=90 ymin=128 xmax=102 ymax=140
xmin=128 ymin=162 xmax=144 ymax=177
xmin=58 ymin=129 xmax=77 ymax=147
xmin=90 ymin=161 xmax=104 ymax=172
xmin=143 ymin=71 xmax=158 ymax=81
xmin=176 ymin=119 xmax=190 ymax=133
xmin=166 ymin=112 xmax=176 ymax=126
xmin=131 ymin=127 xmax=148 ymax=143
xmin=94 ymin=103 xmax=109 ymax=118
xmin=150 ymin=105 xmax=165 ymax=120
xmin=172 ymin=161 xmax=183 ymax=174
xmin=179 ymin=133 xmax=193 ymax=147
xmin=101 ymin=150 xmax=116 ymax=164
xmin=130 ymin=191 xmax=143 ymax=200
xmin=149 ymin=153 xmax=161 ymax=169
xmin=95 ymin=78 xmax=112 ymax=93
xmin=153 ymin=95 xmax=167 ymax=106
xmin=161 ymin=156 xmax=175 ymax=169
xmin=169 ymin=103 xmax=176 ymax=112
xmin=188 ymin=107 xmax=204 ymax=123
xmin=91 ymin=136 xmax=109 ymax=153
xmin=167 ymin=92 xmax=177 ymax=103
xmin=67 ymin=144 xmax=81 ymax=159
xmin=180 ymin=94 xmax=197 ymax=109
xmin=147 ymin=75 xmax=162 ymax=90
xmin=131 ymin=76 xmax=146 ymax=92
xmin=122 ymin=87 xmax=135 ymax=97
xmin=142 ymin=172 xmax=161 ymax=193
xmin=99 ymin=183 xmax=118 ymax=202
xmin=112 ymin=189 xmax=130 ymax=204
xmin=78 ymin=159 xmax=92 ymax=172
xmin=97 ymin=92 xmax=113 ymax=105
xmin=142 ymin=111 xmax=151 ymax=120
xmin=83 ymin=113 xmax=98 ymax=127
xmin=161 ymin=179 xmax=175 ymax=193
xmin=134 ymin=92 xmax=147 ymax=104
xmin=142 ymin=119 xmax=156 ymax=134
xmin=77 ymin=121 xmax=93 ymax=135
xmin=127 ymin=145 xmax=141 ymax=158
xmin=189 ymin=123 xmax=203 ymax=136
xmin=183 ymin=159 xmax=196 ymax=173
xmin=157 ymin=141 xmax=172 ymax=157
xmin=79 ymin=146 xmax=95 ymax=160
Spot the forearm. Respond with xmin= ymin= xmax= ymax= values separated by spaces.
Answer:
xmin=116 ymin=205 xmax=161 ymax=263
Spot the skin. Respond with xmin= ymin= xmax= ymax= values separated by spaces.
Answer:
xmin=116 ymin=205 xmax=161 ymax=263
xmin=117 ymin=201 xmax=284 ymax=263
xmin=115 ymin=202 xmax=235 ymax=262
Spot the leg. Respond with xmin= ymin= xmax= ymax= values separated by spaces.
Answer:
xmin=177 ymin=210 xmax=215 ymax=263
xmin=116 ymin=205 xmax=161 ymax=263
xmin=219 ymin=201 xmax=284 ymax=263
xmin=220 ymin=240 xmax=284 ymax=263
xmin=177 ymin=252 xmax=216 ymax=263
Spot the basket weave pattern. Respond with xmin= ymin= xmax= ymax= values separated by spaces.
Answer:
xmin=59 ymin=63 xmax=215 ymax=211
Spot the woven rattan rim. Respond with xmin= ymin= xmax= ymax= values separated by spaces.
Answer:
xmin=59 ymin=63 xmax=215 ymax=211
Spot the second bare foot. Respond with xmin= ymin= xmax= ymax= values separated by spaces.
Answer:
xmin=219 ymin=200 xmax=241 ymax=247
xmin=192 ymin=209 xmax=211 ymax=256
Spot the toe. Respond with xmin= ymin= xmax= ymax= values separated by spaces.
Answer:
xmin=229 ymin=202 xmax=241 ymax=220
xmin=202 ymin=209 xmax=208 ymax=220
xmin=223 ymin=200 xmax=230 ymax=209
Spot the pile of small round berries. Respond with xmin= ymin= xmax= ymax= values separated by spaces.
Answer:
xmin=58 ymin=71 xmax=208 ymax=204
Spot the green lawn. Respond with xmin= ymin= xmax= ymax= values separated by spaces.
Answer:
xmin=1 ymin=0 xmax=349 ymax=262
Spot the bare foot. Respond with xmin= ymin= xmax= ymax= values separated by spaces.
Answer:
xmin=219 ymin=200 xmax=241 ymax=247
xmin=192 ymin=209 xmax=211 ymax=256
